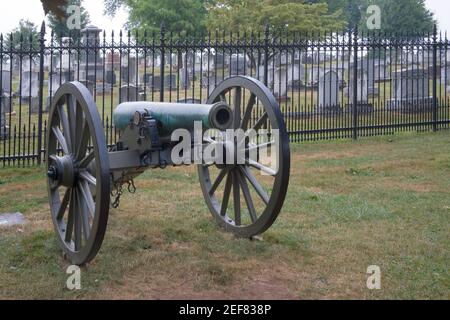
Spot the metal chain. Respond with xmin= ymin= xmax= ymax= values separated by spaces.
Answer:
xmin=111 ymin=178 xmax=137 ymax=209
xmin=111 ymin=183 xmax=123 ymax=209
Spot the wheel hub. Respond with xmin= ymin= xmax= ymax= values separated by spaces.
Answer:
xmin=48 ymin=155 xmax=76 ymax=187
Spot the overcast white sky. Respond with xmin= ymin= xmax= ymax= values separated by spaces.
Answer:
xmin=0 ymin=0 xmax=448 ymax=35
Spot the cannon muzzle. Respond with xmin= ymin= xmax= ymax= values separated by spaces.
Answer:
xmin=113 ymin=101 xmax=233 ymax=137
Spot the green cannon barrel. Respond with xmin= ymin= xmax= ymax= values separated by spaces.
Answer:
xmin=114 ymin=101 xmax=233 ymax=137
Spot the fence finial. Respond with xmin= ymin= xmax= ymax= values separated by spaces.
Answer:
xmin=40 ymin=21 xmax=46 ymax=36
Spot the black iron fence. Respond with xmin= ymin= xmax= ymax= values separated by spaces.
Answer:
xmin=1 ymin=23 xmax=450 ymax=166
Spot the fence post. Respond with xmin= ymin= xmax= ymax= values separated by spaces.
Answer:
xmin=352 ymin=28 xmax=359 ymax=140
xmin=432 ymin=24 xmax=438 ymax=132
xmin=37 ymin=21 xmax=46 ymax=165
xmin=264 ymin=23 xmax=270 ymax=87
xmin=160 ymin=23 xmax=166 ymax=102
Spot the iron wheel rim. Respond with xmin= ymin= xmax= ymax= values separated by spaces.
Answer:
xmin=46 ymin=81 xmax=110 ymax=265
xmin=198 ymin=76 xmax=291 ymax=237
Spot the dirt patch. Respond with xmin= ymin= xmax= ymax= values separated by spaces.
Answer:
xmin=95 ymin=264 xmax=304 ymax=300
xmin=297 ymin=150 xmax=369 ymax=162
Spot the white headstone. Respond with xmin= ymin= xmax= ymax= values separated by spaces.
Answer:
xmin=273 ymin=66 xmax=288 ymax=99
xmin=348 ymin=69 xmax=368 ymax=103
xmin=0 ymin=97 xmax=6 ymax=139
xmin=21 ymin=71 xmax=39 ymax=98
xmin=307 ymin=66 xmax=324 ymax=85
xmin=317 ymin=70 xmax=340 ymax=112
xmin=393 ymin=69 xmax=429 ymax=100
xmin=387 ymin=68 xmax=433 ymax=112
xmin=120 ymin=85 xmax=139 ymax=103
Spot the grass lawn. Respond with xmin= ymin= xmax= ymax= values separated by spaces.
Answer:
xmin=0 ymin=131 xmax=449 ymax=299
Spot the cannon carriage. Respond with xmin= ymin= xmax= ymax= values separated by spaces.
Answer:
xmin=45 ymin=76 xmax=291 ymax=265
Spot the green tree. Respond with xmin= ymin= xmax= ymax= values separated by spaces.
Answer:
xmin=358 ymin=0 xmax=435 ymax=35
xmin=47 ymin=0 xmax=90 ymax=42
xmin=317 ymin=0 xmax=435 ymax=35
xmin=104 ymin=0 xmax=209 ymax=37
xmin=206 ymin=0 xmax=346 ymax=35
xmin=313 ymin=0 xmax=362 ymax=31
xmin=5 ymin=19 xmax=40 ymax=51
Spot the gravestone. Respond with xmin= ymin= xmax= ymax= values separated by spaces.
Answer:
xmin=1 ymin=70 xmax=11 ymax=93
xmin=274 ymin=53 xmax=289 ymax=68
xmin=201 ymin=50 xmax=215 ymax=73
xmin=180 ymin=68 xmax=191 ymax=89
xmin=96 ymin=83 xmax=112 ymax=95
xmin=346 ymin=69 xmax=373 ymax=113
xmin=307 ymin=66 xmax=324 ymax=87
xmin=230 ymin=54 xmax=248 ymax=75
xmin=257 ymin=65 xmax=274 ymax=90
xmin=59 ymin=37 xmax=74 ymax=71
xmin=287 ymin=64 xmax=306 ymax=88
xmin=185 ymin=52 xmax=202 ymax=76
xmin=106 ymin=70 xmax=117 ymax=86
xmin=164 ymin=74 xmax=177 ymax=90
xmin=121 ymin=56 xmax=137 ymax=84
xmin=152 ymin=75 xmax=162 ymax=91
xmin=273 ymin=66 xmax=289 ymax=101
xmin=0 ymin=98 xmax=6 ymax=139
xmin=143 ymin=73 xmax=153 ymax=86
xmin=79 ymin=25 xmax=103 ymax=83
xmin=20 ymin=71 xmax=40 ymax=113
xmin=317 ymin=70 xmax=340 ymax=113
xmin=335 ymin=67 xmax=347 ymax=90
xmin=105 ymin=52 xmax=121 ymax=71
xmin=214 ymin=53 xmax=227 ymax=69
xmin=47 ymin=70 xmax=75 ymax=111
xmin=1 ymin=69 xmax=12 ymax=113
xmin=356 ymin=59 xmax=381 ymax=97
xmin=387 ymin=69 xmax=433 ymax=112
xmin=444 ymin=66 xmax=450 ymax=93
xmin=120 ymin=85 xmax=140 ymax=103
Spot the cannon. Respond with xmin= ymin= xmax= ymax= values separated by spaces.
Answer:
xmin=45 ymin=76 xmax=291 ymax=265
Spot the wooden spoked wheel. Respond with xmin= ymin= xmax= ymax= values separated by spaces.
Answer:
xmin=46 ymin=82 xmax=110 ymax=265
xmin=199 ymin=76 xmax=291 ymax=237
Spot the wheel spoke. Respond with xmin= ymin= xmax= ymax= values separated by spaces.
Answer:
xmin=246 ymin=158 xmax=277 ymax=176
xmin=79 ymin=170 xmax=97 ymax=187
xmin=238 ymin=170 xmax=258 ymax=223
xmin=233 ymin=87 xmax=242 ymax=129
xmin=247 ymin=141 xmax=275 ymax=153
xmin=77 ymin=183 xmax=91 ymax=241
xmin=209 ymin=168 xmax=228 ymax=196
xmin=67 ymin=94 xmax=77 ymax=152
xmin=221 ymin=173 xmax=233 ymax=216
xmin=240 ymin=166 xmax=270 ymax=205
xmin=252 ymin=112 xmax=268 ymax=132
xmin=233 ymin=170 xmax=241 ymax=226
xmin=56 ymin=188 xmax=71 ymax=220
xmin=57 ymin=104 xmax=73 ymax=154
xmin=241 ymin=93 xmax=256 ymax=130
xmin=73 ymin=189 xmax=82 ymax=251
xmin=79 ymin=150 xmax=95 ymax=168
xmin=65 ymin=190 xmax=75 ymax=243
xmin=76 ymin=120 xmax=90 ymax=161
xmin=78 ymin=180 xmax=95 ymax=219
xmin=219 ymin=94 xmax=227 ymax=103
xmin=52 ymin=126 xmax=69 ymax=155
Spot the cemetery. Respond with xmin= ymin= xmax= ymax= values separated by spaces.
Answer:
xmin=0 ymin=0 xmax=449 ymax=302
